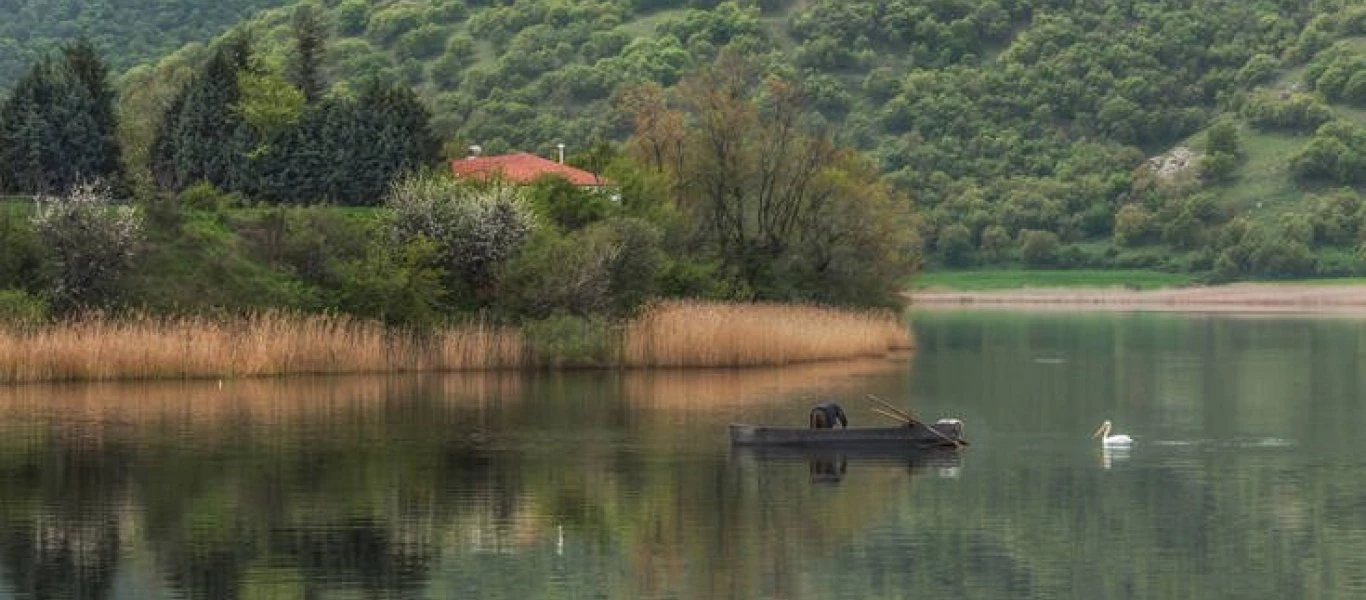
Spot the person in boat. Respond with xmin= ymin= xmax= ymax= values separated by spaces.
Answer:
xmin=809 ymin=401 xmax=848 ymax=429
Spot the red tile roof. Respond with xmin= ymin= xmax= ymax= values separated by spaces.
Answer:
xmin=449 ymin=152 xmax=610 ymax=186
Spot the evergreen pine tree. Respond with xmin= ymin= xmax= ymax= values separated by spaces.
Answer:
xmin=1 ymin=99 xmax=58 ymax=193
xmin=289 ymin=4 xmax=329 ymax=104
xmin=50 ymin=74 xmax=104 ymax=190
xmin=0 ymin=43 xmax=125 ymax=195
xmin=149 ymin=87 xmax=188 ymax=190
xmin=151 ymin=32 xmax=259 ymax=193
xmin=0 ymin=58 xmax=99 ymax=193
xmin=61 ymin=39 xmax=123 ymax=189
xmin=255 ymin=99 xmax=336 ymax=202
xmin=328 ymin=79 xmax=439 ymax=205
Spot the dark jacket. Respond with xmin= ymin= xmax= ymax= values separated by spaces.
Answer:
xmin=809 ymin=402 xmax=848 ymax=428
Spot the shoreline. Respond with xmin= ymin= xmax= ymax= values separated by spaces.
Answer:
xmin=905 ymin=283 xmax=1366 ymax=313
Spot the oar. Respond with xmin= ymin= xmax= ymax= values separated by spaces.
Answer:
xmin=865 ymin=394 xmax=966 ymax=449
xmin=870 ymin=407 xmax=912 ymax=425
xmin=865 ymin=394 xmax=915 ymax=422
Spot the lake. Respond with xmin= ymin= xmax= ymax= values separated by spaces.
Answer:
xmin=1 ymin=310 xmax=1364 ymax=599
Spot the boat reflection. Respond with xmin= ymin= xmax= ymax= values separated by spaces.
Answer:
xmin=729 ymin=445 xmax=963 ymax=483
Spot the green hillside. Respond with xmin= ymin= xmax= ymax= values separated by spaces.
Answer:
xmin=100 ymin=0 xmax=1366 ymax=280
xmin=4 ymin=0 xmax=1366 ymax=295
xmin=0 ymin=0 xmax=297 ymax=92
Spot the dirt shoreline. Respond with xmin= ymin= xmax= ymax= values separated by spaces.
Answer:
xmin=905 ymin=283 xmax=1366 ymax=313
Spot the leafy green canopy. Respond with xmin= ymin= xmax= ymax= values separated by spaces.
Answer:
xmin=124 ymin=1 xmax=1349 ymax=236
xmin=0 ymin=0 xmax=295 ymax=93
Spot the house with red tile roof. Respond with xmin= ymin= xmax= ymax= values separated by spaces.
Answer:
xmin=449 ymin=152 xmax=611 ymax=188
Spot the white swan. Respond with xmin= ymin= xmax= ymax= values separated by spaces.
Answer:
xmin=1092 ymin=420 xmax=1133 ymax=447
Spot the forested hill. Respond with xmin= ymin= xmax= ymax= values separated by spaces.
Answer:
xmin=0 ymin=0 xmax=297 ymax=91
xmin=19 ymin=0 xmax=1366 ymax=279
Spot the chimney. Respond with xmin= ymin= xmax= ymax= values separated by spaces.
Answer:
xmin=467 ymin=145 xmax=482 ymax=160
xmin=556 ymin=143 xmax=565 ymax=164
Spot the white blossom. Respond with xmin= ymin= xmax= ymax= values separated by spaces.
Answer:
xmin=30 ymin=181 xmax=143 ymax=312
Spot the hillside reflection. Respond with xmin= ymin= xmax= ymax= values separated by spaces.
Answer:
xmin=0 ymin=358 xmax=927 ymax=599
xmin=3 ymin=312 xmax=1366 ymax=599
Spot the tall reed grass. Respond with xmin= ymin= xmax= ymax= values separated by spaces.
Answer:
xmin=0 ymin=312 xmax=524 ymax=384
xmin=622 ymin=301 xmax=912 ymax=367
xmin=0 ymin=301 xmax=913 ymax=383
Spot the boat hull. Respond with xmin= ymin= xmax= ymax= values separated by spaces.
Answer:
xmin=728 ymin=421 xmax=966 ymax=448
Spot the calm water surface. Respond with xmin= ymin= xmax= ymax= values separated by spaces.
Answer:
xmin=2 ymin=311 xmax=1366 ymax=599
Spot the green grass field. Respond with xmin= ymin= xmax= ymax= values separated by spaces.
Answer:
xmin=909 ymin=269 xmax=1196 ymax=291
xmin=1208 ymin=128 xmax=1314 ymax=224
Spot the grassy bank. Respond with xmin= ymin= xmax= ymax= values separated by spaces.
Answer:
xmin=0 ymin=301 xmax=912 ymax=384
xmin=910 ymin=269 xmax=1196 ymax=291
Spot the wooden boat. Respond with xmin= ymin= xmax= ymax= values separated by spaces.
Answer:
xmin=729 ymin=419 xmax=967 ymax=449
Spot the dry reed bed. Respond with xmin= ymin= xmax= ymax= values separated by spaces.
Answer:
xmin=0 ymin=302 xmax=913 ymax=383
xmin=621 ymin=301 xmax=912 ymax=367
xmin=0 ymin=313 xmax=525 ymax=384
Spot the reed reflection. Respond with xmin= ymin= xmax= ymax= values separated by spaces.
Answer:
xmin=0 ymin=358 xmax=920 ymax=600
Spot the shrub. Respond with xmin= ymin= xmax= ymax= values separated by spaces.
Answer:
xmin=386 ymin=174 xmax=536 ymax=304
xmin=332 ymin=238 xmax=446 ymax=327
xmin=179 ymin=180 xmax=242 ymax=212
xmin=525 ymin=175 xmax=616 ymax=231
xmin=1217 ymin=226 xmax=1318 ymax=278
xmin=1113 ymin=249 xmax=1167 ymax=269
xmin=1205 ymin=121 xmax=1242 ymax=157
xmin=234 ymin=206 xmax=373 ymax=286
xmin=1316 ymin=249 xmax=1360 ymax=277
xmin=603 ymin=218 xmax=665 ymax=314
xmin=499 ymin=218 xmax=663 ymax=319
xmin=1019 ymin=229 xmax=1060 ymax=267
xmin=1054 ymin=245 xmax=1091 ymax=268
xmin=1201 ymin=152 xmax=1239 ymax=182
xmin=1290 ymin=121 xmax=1366 ymax=185
xmin=1235 ymin=53 xmax=1279 ymax=87
xmin=1309 ymin=189 xmax=1362 ymax=245
xmin=0 ymin=208 xmax=44 ymax=292
xmin=1113 ymin=204 xmax=1153 ymax=247
xmin=658 ymin=258 xmax=745 ymax=299
xmin=1161 ymin=210 xmax=1205 ymax=250
xmin=1186 ymin=247 xmax=1216 ymax=272
xmin=1240 ymin=91 xmax=1334 ymax=133
xmin=935 ymin=223 xmax=974 ymax=266
xmin=31 ymin=182 xmax=143 ymax=313
xmin=523 ymin=314 xmax=617 ymax=368
xmin=0 ymin=289 xmax=47 ymax=328
xmin=978 ymin=224 xmax=1011 ymax=263
xmin=1249 ymin=236 xmax=1316 ymax=277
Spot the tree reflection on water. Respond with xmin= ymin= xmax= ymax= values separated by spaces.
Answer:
xmin=2 ymin=313 xmax=1366 ymax=599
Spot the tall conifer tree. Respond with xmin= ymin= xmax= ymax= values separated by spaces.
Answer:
xmin=0 ymin=41 xmax=123 ymax=194
xmin=329 ymin=79 xmax=440 ymax=205
xmin=62 ymin=39 xmax=123 ymax=189
xmin=151 ymin=32 xmax=258 ymax=193
xmin=289 ymin=4 xmax=329 ymax=104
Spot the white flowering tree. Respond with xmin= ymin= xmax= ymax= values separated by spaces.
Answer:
xmin=385 ymin=174 xmax=535 ymax=305
xmin=31 ymin=181 xmax=142 ymax=313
